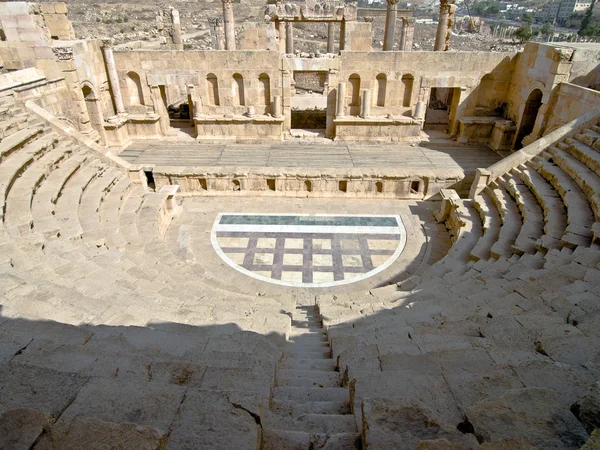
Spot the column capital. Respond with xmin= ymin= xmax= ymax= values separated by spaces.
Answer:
xmin=101 ymin=38 xmax=114 ymax=48
xmin=386 ymin=0 xmax=400 ymax=7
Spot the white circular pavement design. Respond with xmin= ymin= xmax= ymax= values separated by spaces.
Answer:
xmin=211 ymin=213 xmax=407 ymax=288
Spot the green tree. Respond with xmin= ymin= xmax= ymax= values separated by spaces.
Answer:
xmin=515 ymin=23 xmax=533 ymax=42
xmin=488 ymin=4 xmax=500 ymax=14
xmin=522 ymin=12 xmax=534 ymax=24
xmin=579 ymin=0 xmax=596 ymax=35
xmin=541 ymin=22 xmax=553 ymax=36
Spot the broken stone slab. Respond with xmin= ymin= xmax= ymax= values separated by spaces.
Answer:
xmin=467 ymin=387 xmax=589 ymax=449
xmin=361 ymin=397 xmax=478 ymax=450
xmin=571 ymin=384 xmax=600 ymax=435
xmin=35 ymin=415 xmax=164 ymax=450
xmin=579 ymin=428 xmax=600 ymax=450
xmin=0 ymin=408 xmax=49 ymax=450
xmin=58 ymin=377 xmax=185 ymax=434
xmin=166 ymin=388 xmax=260 ymax=450
xmin=0 ymin=362 xmax=87 ymax=419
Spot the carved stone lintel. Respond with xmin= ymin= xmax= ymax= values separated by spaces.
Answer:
xmin=52 ymin=46 xmax=74 ymax=61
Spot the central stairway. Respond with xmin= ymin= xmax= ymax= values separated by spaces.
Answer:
xmin=262 ymin=306 xmax=361 ymax=449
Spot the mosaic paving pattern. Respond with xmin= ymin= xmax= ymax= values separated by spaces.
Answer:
xmin=211 ymin=214 xmax=406 ymax=287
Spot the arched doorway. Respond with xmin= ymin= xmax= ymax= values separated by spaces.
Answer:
xmin=515 ymin=89 xmax=543 ymax=149
xmin=81 ymin=84 xmax=106 ymax=143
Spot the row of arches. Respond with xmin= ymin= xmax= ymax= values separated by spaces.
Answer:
xmin=122 ymin=71 xmax=273 ymax=110
xmin=208 ymin=73 xmax=271 ymax=108
xmin=347 ymin=73 xmax=414 ymax=109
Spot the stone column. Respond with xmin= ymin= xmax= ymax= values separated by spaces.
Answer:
xmin=286 ymin=22 xmax=294 ymax=54
xmin=101 ymin=39 xmax=126 ymax=115
xmin=151 ymin=85 xmax=169 ymax=135
xmin=327 ymin=22 xmax=335 ymax=53
xmin=337 ymin=82 xmax=347 ymax=117
xmin=434 ymin=0 xmax=456 ymax=51
xmin=360 ymin=89 xmax=371 ymax=118
xmin=339 ymin=20 xmax=346 ymax=51
xmin=383 ymin=0 xmax=399 ymax=51
xmin=399 ymin=17 xmax=414 ymax=51
xmin=171 ymin=8 xmax=183 ymax=50
xmin=272 ymin=95 xmax=282 ymax=117
xmin=277 ymin=20 xmax=286 ymax=53
xmin=414 ymin=101 xmax=425 ymax=119
xmin=222 ymin=0 xmax=236 ymax=50
xmin=406 ymin=18 xmax=415 ymax=50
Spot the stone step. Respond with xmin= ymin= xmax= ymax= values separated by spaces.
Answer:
xmin=283 ymin=349 xmax=332 ymax=360
xmin=486 ymin=183 xmax=521 ymax=259
xmin=116 ymin=190 xmax=145 ymax=249
xmin=276 ymin=369 xmax=342 ymax=388
xmin=3 ymin=142 xmax=74 ymax=234
xmin=528 ymin=158 xmax=593 ymax=245
xmin=565 ymin=135 xmax=600 ymax=178
xmin=548 ymin=145 xmax=600 ymax=221
xmin=288 ymin=334 xmax=329 ymax=344
xmin=270 ymin=399 xmax=350 ymax=415
xmin=0 ymin=127 xmax=43 ymax=163
xmin=30 ymin=152 xmax=88 ymax=238
xmin=0 ymin=113 xmax=29 ymax=139
xmin=514 ymin=166 xmax=566 ymax=250
xmin=471 ymin=191 xmax=501 ymax=261
xmin=285 ymin=341 xmax=330 ymax=352
xmin=261 ymin=429 xmax=361 ymax=450
xmin=263 ymin=411 xmax=357 ymax=434
xmin=0 ymin=133 xmax=59 ymax=221
xmin=272 ymin=386 xmax=349 ymax=403
xmin=499 ymin=175 xmax=543 ymax=255
xmin=54 ymin=162 xmax=106 ymax=242
xmin=79 ymin=169 xmax=122 ymax=239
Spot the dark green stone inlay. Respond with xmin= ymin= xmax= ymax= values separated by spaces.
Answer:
xmin=219 ymin=215 xmax=399 ymax=227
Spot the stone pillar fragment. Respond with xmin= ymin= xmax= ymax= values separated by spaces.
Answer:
xmin=101 ymin=39 xmax=126 ymax=115
xmin=434 ymin=0 xmax=456 ymax=51
xmin=277 ymin=20 xmax=286 ymax=53
xmin=272 ymin=95 xmax=282 ymax=117
xmin=222 ymin=0 xmax=236 ymax=50
xmin=337 ymin=82 xmax=347 ymax=117
xmin=286 ymin=22 xmax=294 ymax=54
xmin=150 ymin=85 xmax=169 ymax=134
xmin=399 ymin=17 xmax=414 ymax=51
xmin=414 ymin=101 xmax=425 ymax=119
xmin=360 ymin=89 xmax=371 ymax=118
xmin=327 ymin=22 xmax=335 ymax=53
xmin=383 ymin=0 xmax=398 ymax=51
xmin=339 ymin=20 xmax=346 ymax=51
xmin=171 ymin=8 xmax=183 ymax=50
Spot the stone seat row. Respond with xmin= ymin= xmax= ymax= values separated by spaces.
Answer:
xmin=0 ymin=97 xmax=293 ymax=335
xmin=0 ymin=96 xmax=293 ymax=449
xmin=313 ymin=120 xmax=600 ymax=448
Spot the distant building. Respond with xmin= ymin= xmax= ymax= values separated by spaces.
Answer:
xmin=541 ymin=0 xmax=592 ymax=23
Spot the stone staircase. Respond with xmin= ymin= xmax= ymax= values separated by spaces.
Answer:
xmin=262 ymin=306 xmax=361 ymax=449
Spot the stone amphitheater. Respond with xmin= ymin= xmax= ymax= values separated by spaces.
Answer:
xmin=1 ymin=1 xmax=600 ymax=449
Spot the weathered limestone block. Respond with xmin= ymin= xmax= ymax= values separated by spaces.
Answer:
xmin=166 ymin=389 xmax=260 ymax=450
xmin=361 ymin=397 xmax=479 ymax=449
xmin=572 ymin=386 xmax=600 ymax=434
xmin=0 ymin=408 xmax=49 ymax=449
xmin=58 ymin=377 xmax=185 ymax=434
xmin=579 ymin=429 xmax=600 ymax=450
xmin=467 ymin=388 xmax=589 ymax=449
xmin=0 ymin=362 xmax=87 ymax=418
xmin=36 ymin=415 xmax=164 ymax=450
xmin=479 ymin=439 xmax=537 ymax=449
